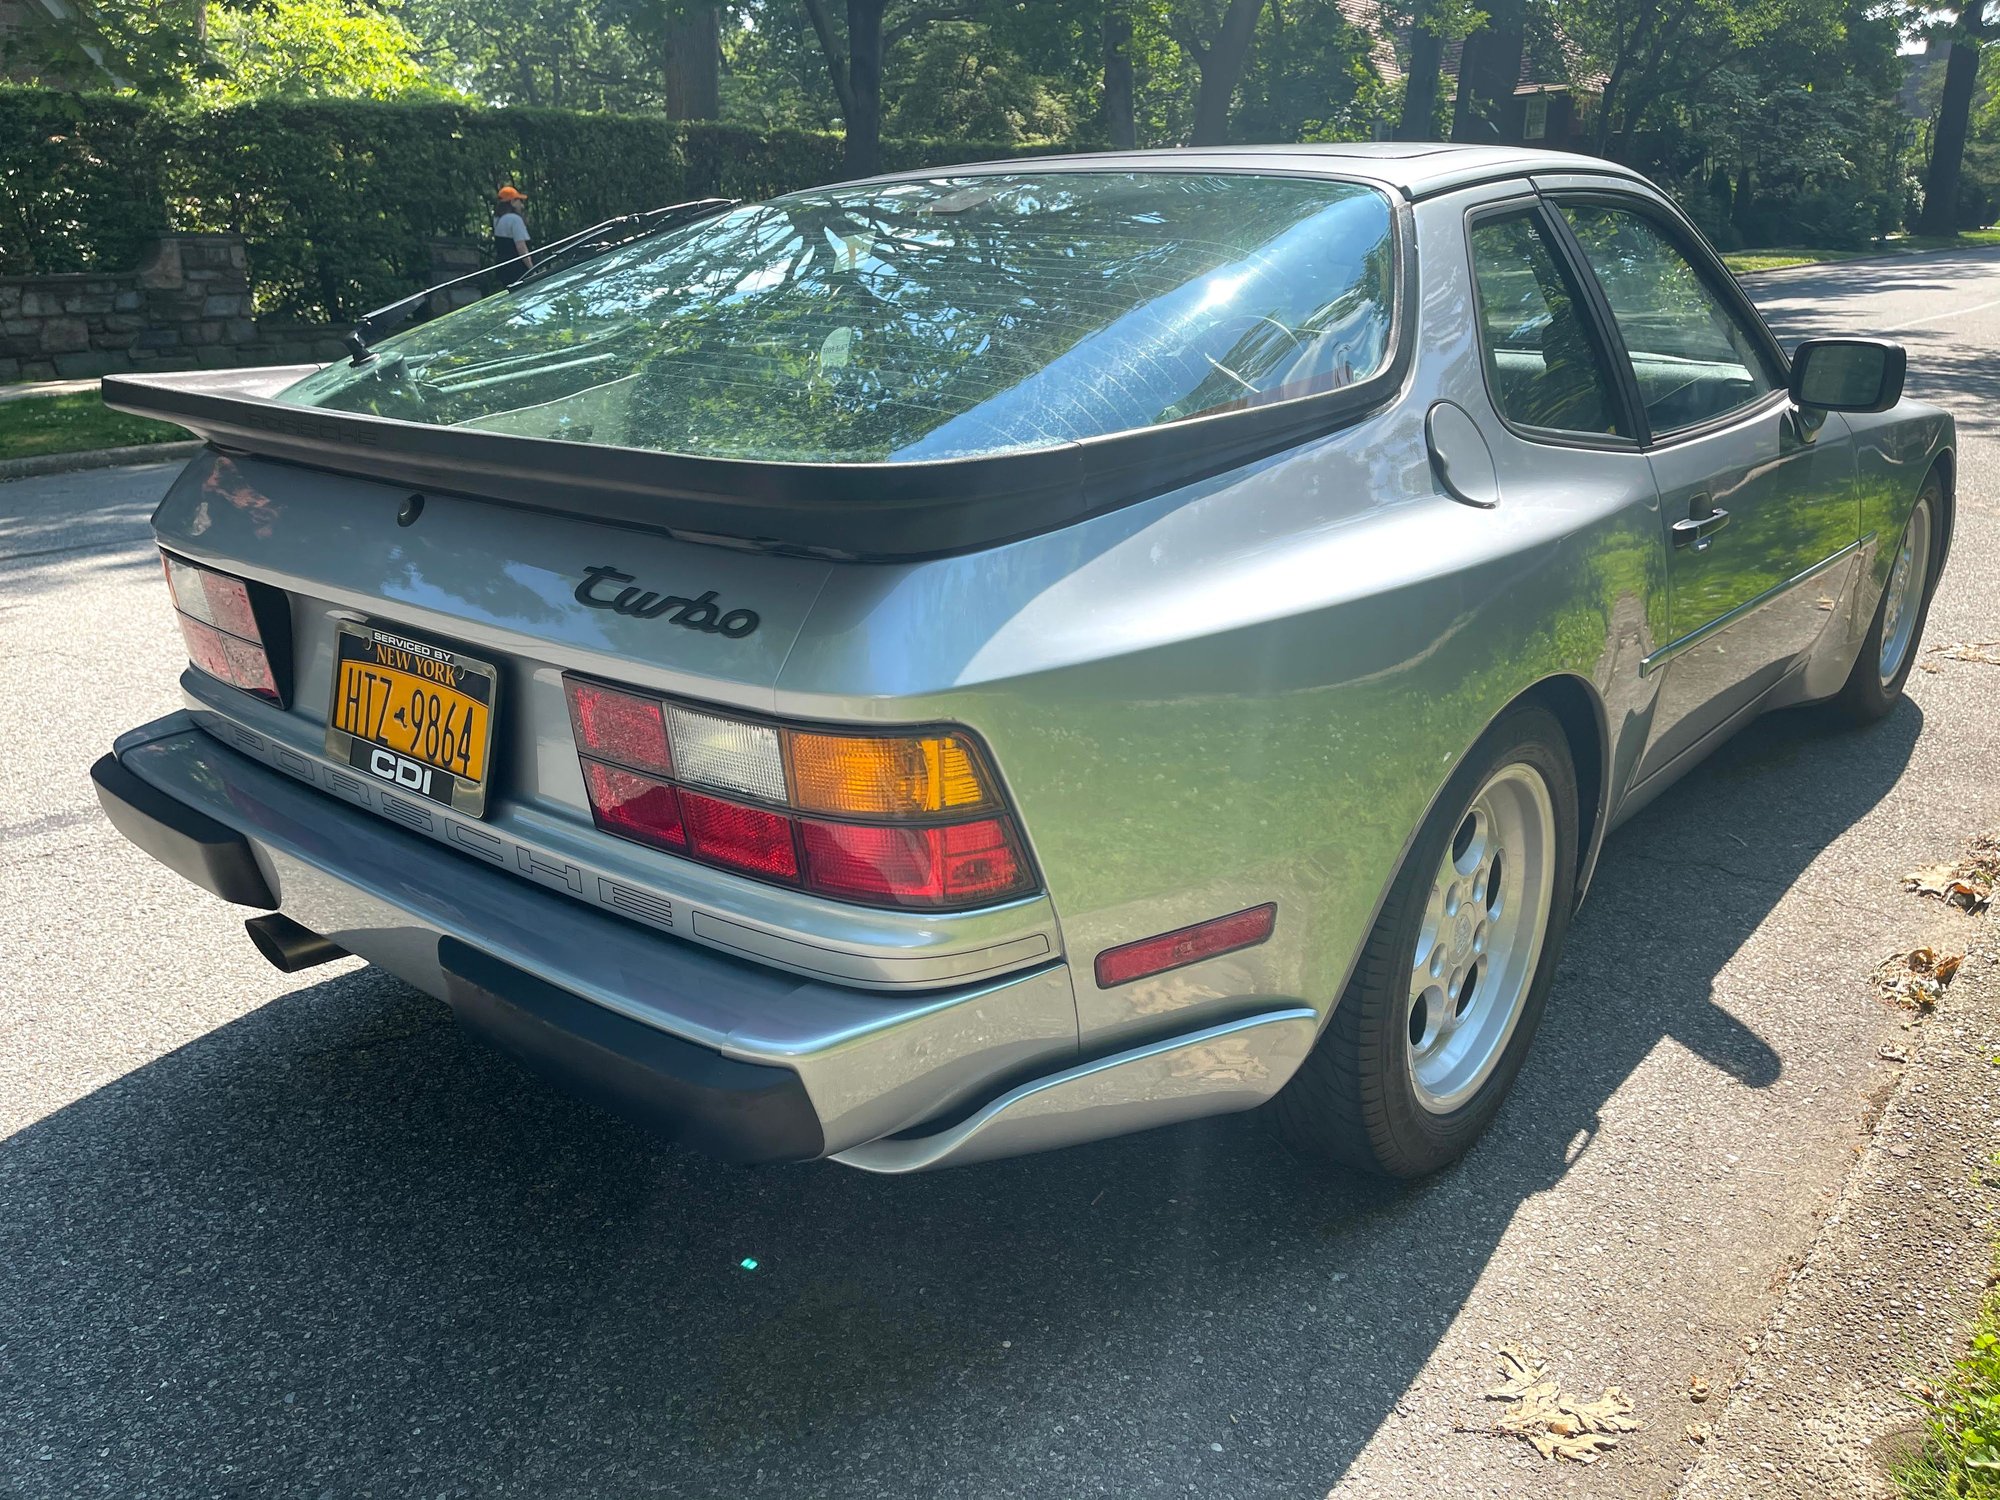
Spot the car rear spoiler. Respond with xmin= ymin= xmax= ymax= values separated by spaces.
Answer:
xmin=100 ymin=356 xmax=1404 ymax=562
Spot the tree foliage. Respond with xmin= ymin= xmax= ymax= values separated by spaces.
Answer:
xmin=3 ymin=0 xmax=1989 ymax=258
xmin=196 ymin=0 xmax=454 ymax=101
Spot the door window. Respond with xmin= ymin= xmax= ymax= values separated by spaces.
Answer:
xmin=1558 ymin=203 xmax=1781 ymax=436
xmin=1467 ymin=209 xmax=1625 ymax=437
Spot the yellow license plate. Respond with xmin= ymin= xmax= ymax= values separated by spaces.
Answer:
xmin=326 ymin=623 xmax=498 ymax=817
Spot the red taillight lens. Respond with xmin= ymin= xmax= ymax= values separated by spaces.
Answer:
xmin=563 ymin=672 xmax=1038 ymax=910
xmin=1093 ymin=904 xmax=1277 ymax=988
xmin=582 ymin=761 xmax=687 ymax=850
xmin=174 ymin=605 xmax=279 ymax=701
xmin=799 ymin=818 xmax=1031 ymax=907
xmin=162 ymin=551 xmax=283 ymax=703
xmin=176 ymin=615 xmax=237 ymax=683
xmin=682 ymin=791 xmax=800 ymax=881
xmin=565 ymin=680 xmax=672 ymax=776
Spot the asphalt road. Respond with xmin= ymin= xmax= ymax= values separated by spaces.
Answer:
xmin=4 ymin=251 xmax=1999 ymax=1500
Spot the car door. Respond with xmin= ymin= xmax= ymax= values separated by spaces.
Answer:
xmin=1546 ymin=191 xmax=1860 ymax=781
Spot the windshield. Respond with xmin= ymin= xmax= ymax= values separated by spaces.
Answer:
xmin=275 ymin=171 xmax=1397 ymax=464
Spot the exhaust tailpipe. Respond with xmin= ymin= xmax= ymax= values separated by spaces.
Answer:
xmin=244 ymin=913 xmax=347 ymax=973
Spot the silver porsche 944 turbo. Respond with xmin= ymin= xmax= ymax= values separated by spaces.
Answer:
xmin=94 ymin=144 xmax=1953 ymax=1177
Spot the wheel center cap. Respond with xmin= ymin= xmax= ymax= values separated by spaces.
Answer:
xmin=1454 ymin=909 xmax=1474 ymax=957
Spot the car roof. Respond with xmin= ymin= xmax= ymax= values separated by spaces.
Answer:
xmin=857 ymin=143 xmax=1646 ymax=202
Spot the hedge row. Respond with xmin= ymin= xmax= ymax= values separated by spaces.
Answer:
xmin=2 ymin=88 xmax=1069 ymax=322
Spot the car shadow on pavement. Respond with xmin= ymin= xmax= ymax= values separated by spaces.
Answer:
xmin=0 ymin=701 xmax=1921 ymax=1500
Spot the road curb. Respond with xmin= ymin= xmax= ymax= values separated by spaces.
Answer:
xmin=0 ymin=441 xmax=202 ymax=482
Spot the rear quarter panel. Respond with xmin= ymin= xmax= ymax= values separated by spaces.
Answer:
xmin=1847 ymin=400 xmax=1955 ymax=594
xmin=779 ymin=186 xmax=1671 ymax=1051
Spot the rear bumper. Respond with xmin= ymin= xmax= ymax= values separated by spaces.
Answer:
xmin=92 ymin=714 xmax=1315 ymax=1169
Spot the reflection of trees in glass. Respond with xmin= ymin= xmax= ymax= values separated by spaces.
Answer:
xmin=281 ymin=171 xmax=1394 ymax=463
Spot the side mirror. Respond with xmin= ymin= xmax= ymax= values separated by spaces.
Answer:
xmin=1789 ymin=338 xmax=1906 ymax=414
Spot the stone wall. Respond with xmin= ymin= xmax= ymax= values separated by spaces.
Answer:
xmin=0 ymin=233 xmax=492 ymax=383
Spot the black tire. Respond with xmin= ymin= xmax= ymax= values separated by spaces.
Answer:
xmin=1273 ymin=704 xmax=1580 ymax=1178
xmin=1833 ymin=474 xmax=1945 ymax=725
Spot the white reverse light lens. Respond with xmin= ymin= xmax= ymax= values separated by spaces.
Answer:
xmin=664 ymin=705 xmax=787 ymax=804
xmin=163 ymin=555 xmax=214 ymax=625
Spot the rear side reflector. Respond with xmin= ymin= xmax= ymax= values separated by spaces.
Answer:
xmin=562 ymin=672 xmax=1036 ymax=910
xmin=161 ymin=551 xmax=283 ymax=703
xmin=1093 ymin=903 xmax=1277 ymax=988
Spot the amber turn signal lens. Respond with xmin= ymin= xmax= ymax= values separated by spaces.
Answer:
xmin=788 ymin=732 xmax=995 ymax=818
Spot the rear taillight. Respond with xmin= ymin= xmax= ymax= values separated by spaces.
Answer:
xmin=161 ymin=552 xmax=284 ymax=704
xmin=563 ymin=677 xmax=1036 ymax=910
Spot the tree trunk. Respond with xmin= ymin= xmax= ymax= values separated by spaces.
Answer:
xmin=1452 ymin=0 xmax=1524 ymax=142
xmin=1397 ymin=21 xmax=1443 ymax=141
xmin=1188 ymin=0 xmax=1264 ymax=146
xmin=664 ymin=4 xmax=721 ymax=121
xmin=1103 ymin=4 xmax=1136 ymax=149
xmin=843 ymin=0 xmax=885 ymax=177
xmin=1918 ymin=2 xmax=1987 ymax=236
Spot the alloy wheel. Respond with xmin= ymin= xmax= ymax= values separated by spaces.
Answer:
xmin=1406 ymin=762 xmax=1559 ymax=1115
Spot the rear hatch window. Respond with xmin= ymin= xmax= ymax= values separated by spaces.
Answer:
xmin=275 ymin=171 xmax=1396 ymax=464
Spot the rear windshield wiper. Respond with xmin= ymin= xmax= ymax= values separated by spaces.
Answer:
xmin=344 ymin=197 xmax=738 ymax=366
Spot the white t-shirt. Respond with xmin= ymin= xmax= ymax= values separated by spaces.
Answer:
xmin=494 ymin=211 xmax=529 ymax=246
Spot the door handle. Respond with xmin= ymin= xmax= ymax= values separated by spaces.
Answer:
xmin=1671 ymin=506 xmax=1731 ymax=552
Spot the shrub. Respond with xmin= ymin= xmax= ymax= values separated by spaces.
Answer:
xmin=0 ymin=89 xmax=166 ymax=276
xmin=0 ymin=87 xmax=1046 ymax=321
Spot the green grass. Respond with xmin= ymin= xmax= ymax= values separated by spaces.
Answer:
xmin=1722 ymin=247 xmax=1868 ymax=274
xmin=0 ymin=390 xmax=188 ymax=461
xmin=1886 ymin=227 xmax=2000 ymax=254
xmin=1726 ymin=229 xmax=2000 ymax=276
xmin=1895 ymin=1275 xmax=2000 ymax=1497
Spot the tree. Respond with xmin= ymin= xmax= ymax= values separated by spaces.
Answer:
xmin=1170 ymin=0 xmax=1266 ymax=145
xmin=662 ymin=1 xmax=722 ymax=117
xmin=1395 ymin=2 xmax=1443 ymax=139
xmin=1103 ymin=0 xmax=1136 ymax=147
xmin=1569 ymin=0 xmax=1706 ymax=154
xmin=801 ymin=0 xmax=889 ymax=174
xmin=1452 ymin=0 xmax=1525 ymax=141
xmin=1388 ymin=0 xmax=1485 ymax=141
xmin=19 ymin=0 xmax=212 ymax=93
xmin=197 ymin=0 xmax=451 ymax=101
xmin=1918 ymin=0 xmax=1989 ymax=234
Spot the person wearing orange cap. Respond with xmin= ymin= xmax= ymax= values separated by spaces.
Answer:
xmin=492 ymin=185 xmax=534 ymax=283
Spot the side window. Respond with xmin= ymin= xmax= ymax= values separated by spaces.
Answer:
xmin=1558 ymin=203 xmax=1781 ymax=436
xmin=1467 ymin=209 xmax=1625 ymax=438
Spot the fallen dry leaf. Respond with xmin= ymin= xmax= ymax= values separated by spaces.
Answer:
xmin=1927 ymin=640 xmax=2000 ymax=665
xmin=1686 ymin=1422 xmax=1712 ymax=1445
xmin=1689 ymin=1374 xmax=1710 ymax=1403
xmin=1904 ymin=836 xmax=2000 ymax=914
xmin=1482 ymin=1344 xmax=1643 ymax=1464
xmin=1875 ymin=945 xmax=1967 ymax=1012
xmin=1880 ymin=1043 xmax=1910 ymax=1062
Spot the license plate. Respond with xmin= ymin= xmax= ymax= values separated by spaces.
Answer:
xmin=325 ymin=622 xmax=498 ymax=817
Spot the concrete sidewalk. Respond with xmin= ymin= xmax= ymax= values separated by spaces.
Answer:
xmin=1681 ymin=894 xmax=2000 ymax=1498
